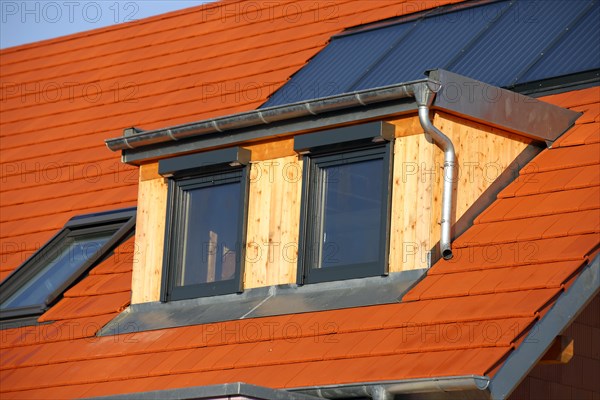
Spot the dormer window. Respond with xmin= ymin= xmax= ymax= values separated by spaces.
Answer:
xmin=295 ymin=122 xmax=395 ymax=284
xmin=159 ymin=147 xmax=250 ymax=301
xmin=0 ymin=208 xmax=136 ymax=326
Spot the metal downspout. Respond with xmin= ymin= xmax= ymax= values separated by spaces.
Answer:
xmin=413 ymin=82 xmax=456 ymax=260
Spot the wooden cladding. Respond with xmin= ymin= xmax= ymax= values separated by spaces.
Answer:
xmin=131 ymin=113 xmax=531 ymax=303
xmin=244 ymin=155 xmax=303 ymax=288
xmin=388 ymin=112 xmax=530 ymax=271
xmin=131 ymin=163 xmax=167 ymax=303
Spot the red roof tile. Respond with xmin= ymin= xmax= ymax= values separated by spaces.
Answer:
xmin=1 ymin=0 xmax=599 ymax=397
xmin=0 ymin=0 xmax=467 ymax=276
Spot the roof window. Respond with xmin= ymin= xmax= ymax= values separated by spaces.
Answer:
xmin=0 ymin=208 xmax=136 ymax=326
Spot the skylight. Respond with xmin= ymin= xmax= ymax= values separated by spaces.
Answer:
xmin=0 ymin=208 xmax=136 ymax=326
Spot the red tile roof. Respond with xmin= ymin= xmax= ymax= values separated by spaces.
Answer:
xmin=1 ymin=88 xmax=598 ymax=398
xmin=1 ymin=0 xmax=599 ymax=398
xmin=1 ymin=0 xmax=463 ymax=280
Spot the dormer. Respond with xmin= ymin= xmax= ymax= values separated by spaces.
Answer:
xmin=105 ymin=70 xmax=578 ymax=319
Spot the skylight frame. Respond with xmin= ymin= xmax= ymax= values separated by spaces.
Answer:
xmin=0 ymin=208 xmax=136 ymax=325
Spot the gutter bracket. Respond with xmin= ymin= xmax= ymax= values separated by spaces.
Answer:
xmin=123 ymin=126 xmax=145 ymax=137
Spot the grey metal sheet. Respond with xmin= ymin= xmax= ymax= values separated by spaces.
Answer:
xmin=263 ymin=0 xmax=599 ymax=107
xmin=429 ymin=69 xmax=581 ymax=143
xmin=264 ymin=22 xmax=414 ymax=106
xmin=452 ymin=0 xmax=591 ymax=86
xmin=97 ymin=269 xmax=425 ymax=335
xmin=354 ymin=1 xmax=510 ymax=91
xmin=517 ymin=3 xmax=600 ymax=84
xmin=87 ymin=382 xmax=319 ymax=400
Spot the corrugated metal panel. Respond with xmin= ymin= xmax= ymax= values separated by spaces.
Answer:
xmin=263 ymin=0 xmax=599 ymax=107
xmin=517 ymin=4 xmax=600 ymax=84
xmin=451 ymin=0 xmax=590 ymax=86
xmin=353 ymin=1 xmax=510 ymax=90
xmin=265 ymin=21 xmax=415 ymax=105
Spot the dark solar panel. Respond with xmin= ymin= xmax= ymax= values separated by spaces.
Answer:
xmin=263 ymin=0 xmax=599 ymax=107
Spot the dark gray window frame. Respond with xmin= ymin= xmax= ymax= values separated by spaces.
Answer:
xmin=295 ymin=122 xmax=395 ymax=285
xmin=160 ymin=147 xmax=250 ymax=302
xmin=0 ymin=208 xmax=136 ymax=327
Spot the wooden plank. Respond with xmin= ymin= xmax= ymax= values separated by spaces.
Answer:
xmin=245 ymin=137 xmax=295 ymax=161
xmin=139 ymin=162 xmax=160 ymax=181
xmin=539 ymin=336 xmax=574 ymax=364
xmin=389 ymin=112 xmax=530 ymax=272
xmin=131 ymin=166 xmax=168 ymax=304
xmin=244 ymin=155 xmax=302 ymax=288
xmin=389 ymin=133 xmax=434 ymax=272
xmin=388 ymin=115 xmax=423 ymax=137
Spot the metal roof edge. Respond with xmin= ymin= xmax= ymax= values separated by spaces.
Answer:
xmin=104 ymin=78 xmax=430 ymax=157
xmin=105 ymin=70 xmax=580 ymax=165
xmin=97 ymin=269 xmax=425 ymax=336
xmin=487 ymin=253 xmax=600 ymax=400
xmin=429 ymin=69 xmax=581 ymax=144
xmin=428 ymin=70 xmax=581 ymax=146
xmin=85 ymin=382 xmax=319 ymax=400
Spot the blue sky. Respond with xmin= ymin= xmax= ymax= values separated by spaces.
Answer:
xmin=1 ymin=1 xmax=212 ymax=49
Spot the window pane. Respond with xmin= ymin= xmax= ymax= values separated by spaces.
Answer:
xmin=0 ymin=231 xmax=114 ymax=309
xmin=177 ymin=182 xmax=240 ymax=286
xmin=317 ymin=159 xmax=384 ymax=268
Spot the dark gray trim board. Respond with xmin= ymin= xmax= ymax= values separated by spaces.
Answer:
xmin=293 ymin=121 xmax=395 ymax=153
xmin=158 ymin=146 xmax=250 ymax=177
xmin=489 ymin=253 xmax=600 ymax=400
xmin=86 ymin=382 xmax=319 ymax=400
xmin=98 ymin=269 xmax=425 ymax=335
xmin=119 ymin=96 xmax=419 ymax=164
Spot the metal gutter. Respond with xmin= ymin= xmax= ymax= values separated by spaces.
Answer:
xmin=87 ymin=382 xmax=319 ymax=400
xmin=105 ymin=70 xmax=580 ymax=163
xmin=488 ymin=253 xmax=600 ymax=400
xmin=291 ymin=375 xmax=491 ymax=400
xmin=105 ymin=79 xmax=429 ymax=153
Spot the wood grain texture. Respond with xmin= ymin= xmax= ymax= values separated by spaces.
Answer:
xmin=245 ymin=138 xmax=295 ymax=161
xmin=131 ymin=113 xmax=531 ymax=299
xmin=244 ymin=155 xmax=303 ymax=288
xmin=131 ymin=163 xmax=168 ymax=304
xmin=388 ymin=112 xmax=531 ymax=271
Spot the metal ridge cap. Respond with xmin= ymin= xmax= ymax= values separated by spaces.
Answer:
xmin=104 ymin=78 xmax=434 ymax=152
